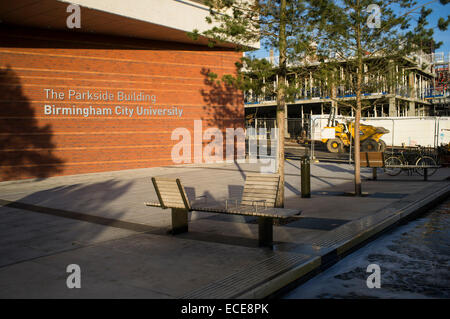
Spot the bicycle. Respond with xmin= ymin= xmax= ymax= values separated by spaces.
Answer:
xmin=415 ymin=146 xmax=439 ymax=176
xmin=383 ymin=146 xmax=438 ymax=177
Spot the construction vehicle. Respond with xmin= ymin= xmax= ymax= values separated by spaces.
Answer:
xmin=321 ymin=109 xmax=390 ymax=153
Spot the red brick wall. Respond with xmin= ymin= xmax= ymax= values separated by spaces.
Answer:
xmin=0 ymin=26 xmax=244 ymax=181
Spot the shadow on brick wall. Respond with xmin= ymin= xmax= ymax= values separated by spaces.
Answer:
xmin=199 ymin=67 xmax=246 ymax=162
xmin=0 ymin=66 xmax=64 ymax=180
xmin=199 ymin=67 xmax=245 ymax=128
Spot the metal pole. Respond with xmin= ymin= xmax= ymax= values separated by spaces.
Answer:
xmin=301 ymin=153 xmax=311 ymax=198
xmin=435 ymin=116 xmax=440 ymax=149
xmin=391 ymin=119 xmax=395 ymax=155
xmin=311 ymin=117 xmax=315 ymax=161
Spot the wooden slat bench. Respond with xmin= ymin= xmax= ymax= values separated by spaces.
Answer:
xmin=360 ymin=152 xmax=385 ymax=180
xmin=145 ymin=173 xmax=301 ymax=247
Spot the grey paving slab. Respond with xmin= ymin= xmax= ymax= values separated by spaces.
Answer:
xmin=0 ymin=206 xmax=137 ymax=267
xmin=0 ymin=259 xmax=165 ymax=299
xmin=0 ymin=232 xmax=278 ymax=298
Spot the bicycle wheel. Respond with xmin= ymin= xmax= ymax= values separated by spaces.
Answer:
xmin=416 ymin=156 xmax=438 ymax=176
xmin=384 ymin=156 xmax=402 ymax=176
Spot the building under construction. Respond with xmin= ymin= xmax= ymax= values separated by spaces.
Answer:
xmin=428 ymin=52 xmax=450 ymax=116
xmin=245 ymin=51 xmax=450 ymax=138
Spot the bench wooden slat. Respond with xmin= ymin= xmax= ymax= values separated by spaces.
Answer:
xmin=244 ymin=182 xmax=279 ymax=187
xmin=155 ymin=181 xmax=179 ymax=187
xmin=145 ymin=201 xmax=162 ymax=207
xmin=160 ymin=193 xmax=184 ymax=200
xmin=158 ymin=198 xmax=187 ymax=206
xmin=367 ymin=152 xmax=384 ymax=167
xmin=246 ymin=175 xmax=278 ymax=179
xmin=155 ymin=185 xmax=182 ymax=191
xmin=159 ymin=202 xmax=185 ymax=208
xmin=162 ymin=205 xmax=187 ymax=209
xmin=156 ymin=192 xmax=182 ymax=197
xmin=243 ymin=184 xmax=279 ymax=189
xmin=242 ymin=193 xmax=277 ymax=198
xmin=242 ymin=195 xmax=277 ymax=201
xmin=360 ymin=152 xmax=368 ymax=167
xmin=246 ymin=173 xmax=279 ymax=178
xmin=241 ymin=200 xmax=276 ymax=206
xmin=243 ymin=187 xmax=279 ymax=194
xmin=242 ymin=196 xmax=277 ymax=202
xmin=246 ymin=173 xmax=279 ymax=177
xmin=244 ymin=178 xmax=279 ymax=183
xmin=155 ymin=187 xmax=180 ymax=193
xmin=154 ymin=177 xmax=179 ymax=182
xmin=241 ymin=188 xmax=279 ymax=195
xmin=243 ymin=184 xmax=278 ymax=190
xmin=159 ymin=199 xmax=188 ymax=208
xmin=242 ymin=193 xmax=277 ymax=200
xmin=244 ymin=180 xmax=279 ymax=186
xmin=159 ymin=191 xmax=185 ymax=199
xmin=360 ymin=152 xmax=384 ymax=168
xmin=243 ymin=189 xmax=278 ymax=195
xmin=244 ymin=184 xmax=278 ymax=190
xmin=158 ymin=195 xmax=184 ymax=202
xmin=241 ymin=201 xmax=276 ymax=207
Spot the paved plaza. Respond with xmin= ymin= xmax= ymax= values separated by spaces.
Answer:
xmin=0 ymin=160 xmax=449 ymax=298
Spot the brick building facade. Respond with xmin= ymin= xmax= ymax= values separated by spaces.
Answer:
xmin=0 ymin=1 xmax=245 ymax=181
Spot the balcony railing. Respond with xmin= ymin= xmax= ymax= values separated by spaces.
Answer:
xmin=244 ymin=86 xmax=441 ymax=104
xmin=433 ymin=52 xmax=450 ymax=65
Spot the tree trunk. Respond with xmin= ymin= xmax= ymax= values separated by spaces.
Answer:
xmin=354 ymin=5 xmax=362 ymax=196
xmin=275 ymin=0 xmax=287 ymax=207
xmin=354 ymin=99 xmax=362 ymax=196
xmin=276 ymin=95 xmax=285 ymax=207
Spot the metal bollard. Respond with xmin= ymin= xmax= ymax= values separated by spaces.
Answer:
xmin=301 ymin=154 xmax=311 ymax=198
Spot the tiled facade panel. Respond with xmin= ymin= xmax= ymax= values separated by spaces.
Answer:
xmin=0 ymin=26 xmax=244 ymax=181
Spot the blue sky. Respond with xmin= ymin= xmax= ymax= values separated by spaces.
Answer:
xmin=424 ymin=0 xmax=450 ymax=52
xmin=247 ymin=0 xmax=449 ymax=58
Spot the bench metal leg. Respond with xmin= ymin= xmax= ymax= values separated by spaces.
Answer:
xmin=171 ymin=208 xmax=188 ymax=234
xmin=258 ymin=217 xmax=273 ymax=248
xmin=372 ymin=167 xmax=377 ymax=180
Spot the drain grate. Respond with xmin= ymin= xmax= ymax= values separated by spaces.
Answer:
xmin=180 ymin=252 xmax=311 ymax=299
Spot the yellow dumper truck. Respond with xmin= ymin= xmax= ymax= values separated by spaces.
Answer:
xmin=322 ymin=121 xmax=390 ymax=153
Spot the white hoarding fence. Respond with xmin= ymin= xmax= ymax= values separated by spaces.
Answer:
xmin=310 ymin=115 xmax=450 ymax=148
